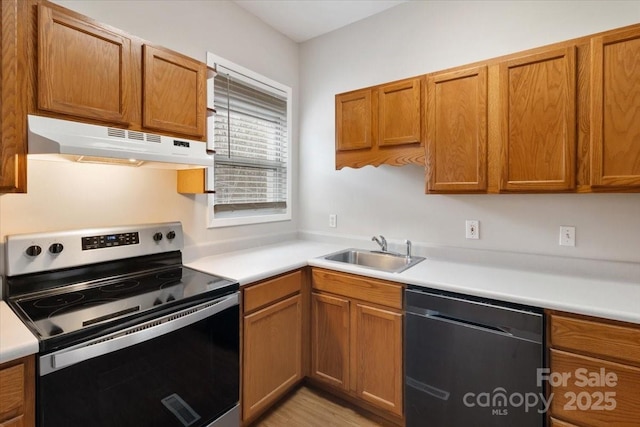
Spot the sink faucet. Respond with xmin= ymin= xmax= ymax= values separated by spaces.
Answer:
xmin=372 ymin=235 xmax=387 ymax=252
xmin=405 ymin=239 xmax=412 ymax=260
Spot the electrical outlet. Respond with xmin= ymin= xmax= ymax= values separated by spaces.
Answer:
xmin=329 ymin=214 xmax=337 ymax=228
xmin=559 ymin=226 xmax=575 ymax=247
xmin=465 ymin=220 xmax=479 ymax=239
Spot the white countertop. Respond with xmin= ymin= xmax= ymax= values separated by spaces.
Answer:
xmin=2 ymin=239 xmax=638 ymax=364
xmin=187 ymin=240 xmax=345 ymax=285
xmin=188 ymin=240 xmax=640 ymax=325
xmin=0 ymin=301 xmax=38 ymax=365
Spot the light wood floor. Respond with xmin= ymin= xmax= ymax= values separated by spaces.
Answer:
xmin=253 ymin=386 xmax=385 ymax=427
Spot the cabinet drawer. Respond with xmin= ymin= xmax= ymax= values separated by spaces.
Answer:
xmin=550 ymin=314 xmax=640 ymax=365
xmin=311 ymin=269 xmax=402 ymax=309
xmin=243 ymin=270 xmax=302 ymax=313
xmin=550 ymin=349 xmax=640 ymax=427
xmin=0 ymin=363 xmax=24 ymax=421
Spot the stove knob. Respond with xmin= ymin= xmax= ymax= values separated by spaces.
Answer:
xmin=153 ymin=232 xmax=163 ymax=242
xmin=49 ymin=243 xmax=64 ymax=254
xmin=166 ymin=231 xmax=176 ymax=240
xmin=26 ymin=245 xmax=42 ymax=257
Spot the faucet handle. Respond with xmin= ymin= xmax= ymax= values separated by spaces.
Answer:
xmin=372 ymin=235 xmax=388 ymax=252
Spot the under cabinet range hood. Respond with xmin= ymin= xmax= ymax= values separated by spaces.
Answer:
xmin=27 ymin=115 xmax=213 ymax=169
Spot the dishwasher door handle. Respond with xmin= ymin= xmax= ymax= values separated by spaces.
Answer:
xmin=407 ymin=309 xmax=514 ymax=338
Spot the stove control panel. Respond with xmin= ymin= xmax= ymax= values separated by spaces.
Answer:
xmin=5 ymin=222 xmax=184 ymax=276
xmin=82 ymin=232 xmax=139 ymax=250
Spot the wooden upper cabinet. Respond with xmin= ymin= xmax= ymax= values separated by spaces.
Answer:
xmin=498 ymin=47 xmax=577 ymax=192
xmin=38 ymin=3 xmax=134 ymax=124
xmin=34 ymin=1 xmax=206 ymax=141
xmin=426 ymin=66 xmax=488 ymax=193
xmin=335 ymin=88 xmax=374 ymax=152
xmin=335 ymin=78 xmax=424 ymax=169
xmin=590 ymin=27 xmax=640 ymax=188
xmin=1 ymin=0 xmax=28 ymax=193
xmin=142 ymin=45 xmax=206 ymax=138
xmin=379 ymin=78 xmax=421 ymax=146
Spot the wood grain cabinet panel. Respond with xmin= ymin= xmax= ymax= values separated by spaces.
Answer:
xmin=310 ymin=269 xmax=404 ymax=419
xmin=498 ymin=47 xmax=577 ymax=191
xmin=550 ymin=314 xmax=640 ymax=365
xmin=38 ymin=3 xmax=134 ymax=124
xmin=142 ymin=45 xmax=206 ymax=138
xmin=0 ymin=416 xmax=24 ymax=427
xmin=335 ymin=78 xmax=424 ymax=169
xmin=590 ymin=27 xmax=640 ymax=188
xmin=550 ymin=349 xmax=640 ymax=427
xmin=549 ymin=418 xmax=581 ymax=427
xmin=354 ymin=303 xmax=403 ymax=417
xmin=1 ymin=0 xmax=28 ymax=193
xmin=426 ymin=66 xmax=488 ymax=192
xmin=336 ymin=89 xmax=374 ymax=152
xmin=311 ymin=292 xmax=350 ymax=391
xmin=548 ymin=312 xmax=640 ymax=427
xmin=243 ymin=294 xmax=302 ymax=422
xmin=0 ymin=356 xmax=34 ymax=427
xmin=379 ymin=78 xmax=421 ymax=146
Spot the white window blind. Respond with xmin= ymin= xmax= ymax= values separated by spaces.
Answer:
xmin=213 ymin=69 xmax=288 ymax=214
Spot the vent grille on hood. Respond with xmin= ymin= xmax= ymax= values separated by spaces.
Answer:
xmin=28 ymin=115 xmax=213 ymax=169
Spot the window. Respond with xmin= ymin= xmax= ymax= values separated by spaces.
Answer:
xmin=207 ymin=53 xmax=292 ymax=227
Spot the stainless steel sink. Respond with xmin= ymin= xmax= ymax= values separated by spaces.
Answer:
xmin=323 ymin=249 xmax=425 ymax=273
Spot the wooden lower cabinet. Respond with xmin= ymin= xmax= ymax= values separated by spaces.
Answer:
xmin=310 ymin=268 xmax=404 ymax=420
xmin=548 ymin=312 xmax=640 ymax=427
xmin=311 ymin=292 xmax=350 ymax=391
xmin=241 ymin=270 xmax=304 ymax=424
xmin=354 ymin=303 xmax=403 ymax=416
xmin=0 ymin=356 xmax=34 ymax=427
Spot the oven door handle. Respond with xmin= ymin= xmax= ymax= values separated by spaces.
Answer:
xmin=41 ymin=292 xmax=239 ymax=376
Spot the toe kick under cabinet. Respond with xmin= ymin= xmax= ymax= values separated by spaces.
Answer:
xmin=547 ymin=311 xmax=640 ymax=427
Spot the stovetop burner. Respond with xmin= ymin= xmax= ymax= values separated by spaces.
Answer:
xmin=34 ymin=293 xmax=85 ymax=308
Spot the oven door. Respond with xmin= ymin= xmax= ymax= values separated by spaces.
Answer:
xmin=38 ymin=293 xmax=240 ymax=427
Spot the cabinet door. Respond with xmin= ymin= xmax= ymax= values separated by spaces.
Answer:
xmin=591 ymin=27 xmax=640 ymax=188
xmin=0 ymin=356 xmax=33 ymax=427
xmin=426 ymin=66 xmax=487 ymax=192
xmin=550 ymin=349 xmax=640 ymax=427
xmin=38 ymin=3 xmax=133 ymax=124
xmin=311 ymin=292 xmax=350 ymax=391
xmin=498 ymin=47 xmax=576 ymax=191
xmin=243 ymin=294 xmax=302 ymax=421
xmin=379 ymin=78 xmax=422 ymax=147
xmin=354 ymin=303 xmax=403 ymax=417
xmin=1 ymin=0 xmax=28 ymax=193
xmin=335 ymin=89 xmax=374 ymax=152
xmin=143 ymin=45 xmax=206 ymax=138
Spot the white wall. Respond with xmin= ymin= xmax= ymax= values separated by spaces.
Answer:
xmin=298 ymin=0 xmax=640 ymax=263
xmin=0 ymin=1 xmax=299 ymax=257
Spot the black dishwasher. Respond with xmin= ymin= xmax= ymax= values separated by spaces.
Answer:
xmin=405 ymin=287 xmax=545 ymax=427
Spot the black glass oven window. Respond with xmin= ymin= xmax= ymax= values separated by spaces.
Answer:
xmin=38 ymin=305 xmax=239 ymax=427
